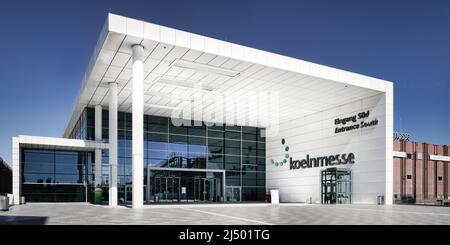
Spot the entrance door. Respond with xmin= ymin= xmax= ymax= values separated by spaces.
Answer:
xmin=154 ymin=176 xmax=181 ymax=203
xmin=194 ymin=177 xmax=217 ymax=202
xmin=226 ymin=186 xmax=241 ymax=202
xmin=322 ymin=180 xmax=337 ymax=204
xmin=124 ymin=184 xmax=132 ymax=203
xmin=321 ymin=168 xmax=352 ymax=204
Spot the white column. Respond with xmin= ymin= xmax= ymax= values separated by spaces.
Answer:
xmin=12 ymin=137 xmax=20 ymax=205
xmin=132 ymin=44 xmax=144 ymax=208
xmin=108 ymin=82 xmax=118 ymax=207
xmin=94 ymin=105 xmax=102 ymax=188
xmin=385 ymin=84 xmax=394 ymax=205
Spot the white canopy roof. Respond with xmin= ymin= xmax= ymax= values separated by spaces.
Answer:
xmin=64 ymin=13 xmax=392 ymax=137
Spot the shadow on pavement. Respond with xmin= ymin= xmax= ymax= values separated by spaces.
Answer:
xmin=0 ymin=215 xmax=48 ymax=225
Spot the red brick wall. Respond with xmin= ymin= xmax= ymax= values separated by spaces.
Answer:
xmin=393 ymin=141 xmax=449 ymax=203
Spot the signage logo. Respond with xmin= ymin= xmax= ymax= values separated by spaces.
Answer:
xmin=270 ymin=138 xmax=289 ymax=167
xmin=289 ymin=152 xmax=355 ymax=170
xmin=394 ymin=132 xmax=410 ymax=142
xmin=270 ymin=139 xmax=356 ymax=170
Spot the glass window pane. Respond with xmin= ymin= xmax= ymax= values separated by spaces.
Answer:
xmin=208 ymin=154 xmax=224 ymax=169
xmin=55 ymin=174 xmax=82 ymax=184
xmin=225 ymin=125 xmax=241 ymax=132
xmin=146 ymin=133 xmax=168 ymax=151
xmin=169 ymin=135 xmax=188 ymax=152
xmin=23 ymin=162 xmax=54 ymax=174
xmin=242 ymin=126 xmax=256 ymax=134
xmin=55 ymin=153 xmax=79 ymax=164
xmin=242 ymin=164 xmax=257 ymax=171
xmin=147 ymin=158 xmax=167 ymax=167
xmin=242 ymin=141 xmax=257 ymax=157
xmin=23 ymin=152 xmax=54 ymax=164
xmin=226 ymin=171 xmax=241 ymax=186
xmin=207 ymin=130 xmax=224 ymax=138
xmin=208 ymin=138 xmax=224 ymax=155
xmin=257 ymin=172 xmax=265 ymax=186
xmin=225 ymin=131 xmax=240 ymax=140
xmin=146 ymin=150 xmax=169 ymax=159
xmin=242 ymin=187 xmax=257 ymax=201
xmin=23 ymin=173 xmax=54 ymax=183
xmin=170 ymin=125 xmax=188 ymax=135
xmin=242 ymin=133 xmax=257 ymax=141
xmin=208 ymin=161 xmax=224 ymax=169
xmin=55 ymin=164 xmax=82 ymax=174
xmin=208 ymin=124 xmax=224 ymax=131
xmin=224 ymin=155 xmax=240 ymax=171
xmin=188 ymin=127 xmax=206 ymax=137
xmin=242 ymin=171 xmax=257 ymax=186
xmin=147 ymin=115 xmax=168 ymax=125
xmin=225 ymin=139 xmax=240 ymax=155
xmin=147 ymin=124 xmax=168 ymax=133
xmin=257 ymin=129 xmax=266 ymax=142
xmin=242 ymin=157 xmax=257 ymax=165
xmin=257 ymin=142 xmax=265 ymax=158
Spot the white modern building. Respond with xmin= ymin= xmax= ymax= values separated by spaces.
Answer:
xmin=12 ymin=13 xmax=393 ymax=207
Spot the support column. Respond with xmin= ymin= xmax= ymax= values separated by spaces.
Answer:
xmin=109 ymin=82 xmax=118 ymax=207
xmin=132 ymin=44 xmax=144 ymax=208
xmin=94 ymin=105 xmax=102 ymax=188
xmin=12 ymin=137 xmax=20 ymax=205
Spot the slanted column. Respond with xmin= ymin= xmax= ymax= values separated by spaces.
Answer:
xmin=132 ymin=44 xmax=144 ymax=208
xmin=108 ymin=82 xmax=118 ymax=207
xmin=94 ymin=105 xmax=103 ymax=188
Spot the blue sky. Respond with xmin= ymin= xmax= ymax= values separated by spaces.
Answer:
xmin=0 ymin=0 xmax=449 ymax=164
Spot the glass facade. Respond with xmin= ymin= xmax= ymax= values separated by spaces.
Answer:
xmin=66 ymin=107 xmax=266 ymax=203
xmin=21 ymin=149 xmax=94 ymax=202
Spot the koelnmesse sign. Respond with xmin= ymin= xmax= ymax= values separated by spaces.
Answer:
xmin=271 ymin=139 xmax=356 ymax=170
xmin=334 ymin=110 xmax=378 ymax=134
xmin=289 ymin=152 xmax=355 ymax=170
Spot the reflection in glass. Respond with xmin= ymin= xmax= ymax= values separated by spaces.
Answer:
xmin=66 ymin=108 xmax=267 ymax=203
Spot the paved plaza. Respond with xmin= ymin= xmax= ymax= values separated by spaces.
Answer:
xmin=1 ymin=203 xmax=450 ymax=225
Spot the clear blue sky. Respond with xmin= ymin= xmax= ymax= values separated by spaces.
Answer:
xmin=1 ymin=0 xmax=449 ymax=165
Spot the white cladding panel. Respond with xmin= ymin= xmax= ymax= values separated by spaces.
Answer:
xmin=266 ymin=93 xmax=388 ymax=204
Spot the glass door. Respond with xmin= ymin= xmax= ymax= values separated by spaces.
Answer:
xmin=321 ymin=168 xmax=352 ymax=204
xmin=124 ymin=184 xmax=132 ymax=203
xmin=194 ymin=177 xmax=217 ymax=202
xmin=226 ymin=186 xmax=241 ymax=202
xmin=194 ymin=177 xmax=201 ymax=201
xmin=153 ymin=176 xmax=181 ymax=203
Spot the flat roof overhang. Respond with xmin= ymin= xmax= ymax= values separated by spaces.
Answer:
xmin=63 ymin=13 xmax=392 ymax=137
xmin=14 ymin=135 xmax=108 ymax=151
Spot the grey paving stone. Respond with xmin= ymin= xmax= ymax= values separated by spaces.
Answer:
xmin=1 ymin=203 xmax=450 ymax=225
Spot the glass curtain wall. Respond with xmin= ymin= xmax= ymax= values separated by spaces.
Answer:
xmin=21 ymin=149 xmax=94 ymax=202
xmin=70 ymin=108 xmax=266 ymax=203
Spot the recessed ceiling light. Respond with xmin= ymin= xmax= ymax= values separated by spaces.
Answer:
xmin=157 ymin=77 xmax=214 ymax=91
xmin=144 ymin=91 xmax=192 ymax=101
xmin=171 ymin=59 xmax=240 ymax=77
xmin=147 ymin=104 xmax=178 ymax=110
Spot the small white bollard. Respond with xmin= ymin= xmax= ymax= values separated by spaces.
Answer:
xmin=270 ymin=190 xmax=279 ymax=206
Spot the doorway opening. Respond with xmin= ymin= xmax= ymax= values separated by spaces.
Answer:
xmin=225 ymin=186 xmax=241 ymax=202
xmin=321 ymin=167 xmax=352 ymax=204
xmin=194 ymin=177 xmax=219 ymax=202
xmin=147 ymin=169 xmax=224 ymax=203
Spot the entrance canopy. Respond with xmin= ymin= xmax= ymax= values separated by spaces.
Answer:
xmin=64 ymin=13 xmax=392 ymax=137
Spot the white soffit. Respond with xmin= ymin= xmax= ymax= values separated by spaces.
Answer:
xmin=63 ymin=13 xmax=392 ymax=137
xmin=16 ymin=135 xmax=108 ymax=151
